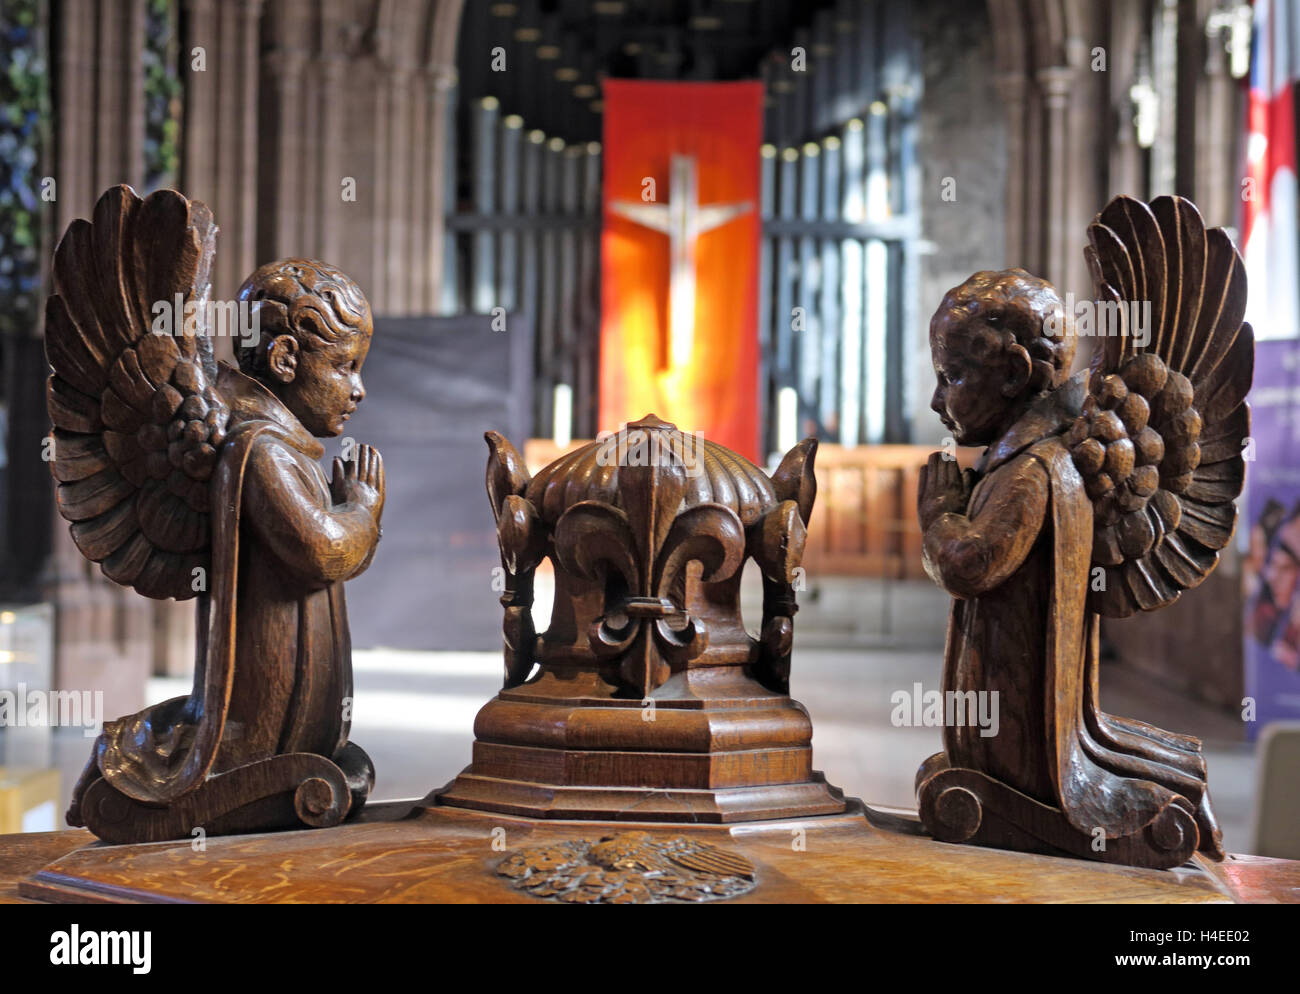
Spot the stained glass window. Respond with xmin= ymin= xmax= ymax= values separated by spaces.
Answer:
xmin=0 ymin=0 xmax=50 ymax=341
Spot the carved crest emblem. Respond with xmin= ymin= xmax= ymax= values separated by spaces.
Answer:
xmin=497 ymin=831 xmax=757 ymax=904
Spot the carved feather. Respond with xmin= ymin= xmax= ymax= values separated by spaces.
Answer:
xmin=46 ymin=185 xmax=228 ymax=601
xmin=70 ymin=500 xmax=139 ymax=562
xmin=1197 ymin=402 xmax=1249 ymax=463
xmin=44 ymin=295 xmax=105 ymax=397
xmin=47 ymin=376 xmax=102 ymax=434
xmin=57 ymin=469 xmax=134 ymax=522
xmin=51 ymin=429 xmax=111 ymax=483
xmin=52 ymin=221 xmax=114 ymax=373
xmin=1099 ymin=198 xmax=1166 ymax=358
xmin=90 ymin=185 xmax=143 ymax=355
xmin=1079 ymin=194 xmax=1253 ymax=617
xmin=1177 ymin=498 xmax=1237 ymax=550
xmin=663 ymin=839 xmax=755 ymax=879
xmin=102 ymin=532 xmax=153 ymax=586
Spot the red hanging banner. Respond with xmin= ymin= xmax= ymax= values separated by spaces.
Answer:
xmin=599 ymin=79 xmax=763 ymax=461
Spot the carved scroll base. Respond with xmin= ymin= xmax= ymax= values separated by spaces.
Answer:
xmin=917 ymin=764 xmax=1200 ymax=871
xmin=79 ymin=747 xmax=375 ymax=845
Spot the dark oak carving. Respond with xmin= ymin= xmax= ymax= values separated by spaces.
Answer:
xmin=433 ymin=413 xmax=845 ymax=822
xmin=47 ymin=185 xmax=384 ymax=843
xmin=916 ymin=195 xmax=1253 ymax=869
xmin=497 ymin=831 xmax=758 ymax=903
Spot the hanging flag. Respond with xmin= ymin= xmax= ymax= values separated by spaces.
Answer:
xmin=1243 ymin=340 xmax=1300 ymax=733
xmin=1243 ymin=0 xmax=1300 ymax=341
xmin=599 ymin=80 xmax=763 ymax=460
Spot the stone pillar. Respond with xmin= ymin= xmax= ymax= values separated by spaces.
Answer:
xmin=55 ymin=0 xmax=96 ymax=230
xmin=427 ymin=66 xmax=457 ymax=311
xmin=95 ymin=0 xmax=146 ymax=191
xmin=1106 ymin=0 xmax=1145 ymax=201
xmin=313 ymin=55 xmax=346 ymax=262
xmin=1037 ymin=66 xmax=1070 ymax=287
xmin=987 ymin=0 xmax=1099 ymax=298
xmin=255 ymin=0 xmax=462 ymax=313
xmin=407 ymin=71 xmax=432 ymax=312
xmin=385 ymin=66 xmax=414 ymax=313
xmin=1193 ymin=0 xmax=1244 ymax=229
xmin=261 ymin=48 xmax=309 ymax=262
xmin=425 ymin=0 xmax=465 ymax=312
xmin=181 ymin=0 xmax=219 ymax=203
xmin=994 ymin=72 xmax=1028 ymax=267
xmin=181 ymin=0 xmax=262 ymax=302
xmin=232 ymin=0 xmax=262 ymax=289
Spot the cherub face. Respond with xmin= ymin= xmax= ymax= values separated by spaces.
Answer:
xmin=929 ymin=310 xmax=1023 ymax=447
xmin=267 ymin=327 xmax=371 ymax=437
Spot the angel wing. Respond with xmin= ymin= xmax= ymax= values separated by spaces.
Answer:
xmin=46 ymin=185 xmax=229 ymax=599
xmin=658 ymin=837 xmax=755 ymax=880
xmin=1066 ymin=195 xmax=1254 ymax=617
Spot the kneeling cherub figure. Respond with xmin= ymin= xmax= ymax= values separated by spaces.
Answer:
xmin=915 ymin=193 xmax=1252 ymax=869
xmin=49 ymin=187 xmax=385 ymax=842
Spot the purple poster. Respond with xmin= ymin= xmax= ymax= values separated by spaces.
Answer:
xmin=1244 ymin=339 xmax=1300 ymax=735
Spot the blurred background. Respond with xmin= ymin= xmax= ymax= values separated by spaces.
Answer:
xmin=0 ymin=0 xmax=1297 ymax=858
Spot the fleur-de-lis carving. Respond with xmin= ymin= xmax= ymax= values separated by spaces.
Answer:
xmin=554 ymin=443 xmax=745 ymax=697
xmin=485 ymin=431 xmax=543 ymax=689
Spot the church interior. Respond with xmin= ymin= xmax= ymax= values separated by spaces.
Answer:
xmin=0 ymin=0 xmax=1298 ymax=912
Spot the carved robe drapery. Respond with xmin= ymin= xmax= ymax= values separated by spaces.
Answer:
xmin=77 ymin=363 xmax=376 ymax=809
xmin=922 ymin=376 xmax=1222 ymax=854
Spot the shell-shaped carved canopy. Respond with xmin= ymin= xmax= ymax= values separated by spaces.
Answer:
xmin=525 ymin=414 xmax=779 ymax=527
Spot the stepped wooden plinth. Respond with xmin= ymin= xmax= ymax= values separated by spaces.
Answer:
xmin=438 ymin=417 xmax=847 ymax=824
xmin=433 ymin=666 xmax=846 ymax=822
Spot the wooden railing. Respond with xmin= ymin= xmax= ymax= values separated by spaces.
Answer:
xmin=802 ymin=443 xmax=976 ymax=579
xmin=522 ymin=440 xmax=978 ymax=579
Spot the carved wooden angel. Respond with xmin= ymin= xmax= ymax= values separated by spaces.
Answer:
xmin=47 ymin=185 xmax=385 ymax=843
xmin=915 ymin=195 xmax=1252 ymax=869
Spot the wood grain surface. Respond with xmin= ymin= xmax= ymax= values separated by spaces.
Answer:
xmin=6 ymin=800 xmax=1293 ymax=904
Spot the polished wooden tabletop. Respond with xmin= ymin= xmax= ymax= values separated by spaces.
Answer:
xmin=2 ymin=799 xmax=1295 ymax=904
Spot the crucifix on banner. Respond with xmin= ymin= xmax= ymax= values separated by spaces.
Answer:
xmin=609 ymin=155 xmax=752 ymax=370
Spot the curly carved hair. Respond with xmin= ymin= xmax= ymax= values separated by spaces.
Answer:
xmin=235 ymin=258 xmax=371 ymax=379
xmin=934 ymin=268 xmax=1076 ymax=394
